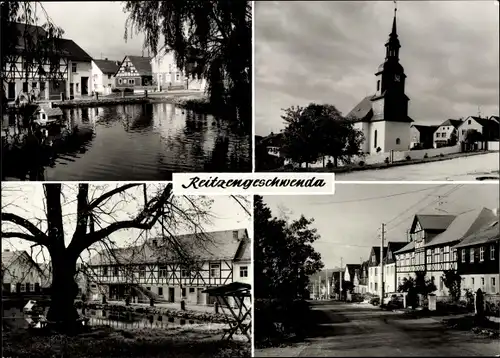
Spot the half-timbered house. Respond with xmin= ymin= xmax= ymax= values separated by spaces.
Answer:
xmin=85 ymin=229 xmax=250 ymax=307
xmin=114 ymin=55 xmax=153 ymax=89
xmin=3 ymin=22 xmax=92 ymax=101
xmin=453 ymin=215 xmax=499 ymax=295
xmin=395 ymin=208 xmax=497 ymax=297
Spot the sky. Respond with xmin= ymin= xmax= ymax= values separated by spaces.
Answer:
xmin=1 ymin=183 xmax=252 ymax=263
xmin=40 ymin=1 xmax=146 ymax=61
xmin=254 ymin=1 xmax=500 ymax=135
xmin=262 ymin=183 xmax=499 ymax=270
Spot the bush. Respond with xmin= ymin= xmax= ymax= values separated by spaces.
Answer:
xmin=384 ymin=157 xmax=389 ymax=164
xmin=358 ymin=161 xmax=365 ymax=166
xmin=406 ymin=155 xmax=411 ymax=161
xmin=439 ymin=153 xmax=444 ymax=157
xmin=376 ymin=147 xmax=382 ymax=153
xmin=485 ymin=301 xmax=500 ymax=317
xmin=326 ymin=160 xmax=334 ymax=169
xmin=424 ymin=153 xmax=428 ymax=159
xmin=284 ymin=164 xmax=293 ymax=170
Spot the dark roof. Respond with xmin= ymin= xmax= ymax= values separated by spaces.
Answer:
xmin=260 ymin=132 xmax=283 ymax=147
xmin=384 ymin=242 xmax=408 ymax=263
xmin=414 ymin=214 xmax=456 ymax=231
xmin=346 ymin=95 xmax=374 ymax=121
xmin=93 ymin=59 xmax=120 ymax=74
xmin=56 ymin=38 xmax=92 ymax=62
xmin=453 ymin=221 xmax=500 ymax=249
xmin=424 ymin=208 xmax=497 ymax=248
xmin=88 ymin=229 xmax=249 ymax=265
xmin=368 ymin=246 xmax=388 ymax=266
xmin=345 ymin=264 xmax=361 ymax=280
xmin=490 ymin=116 xmax=499 ymax=123
xmin=438 ymin=119 xmax=463 ymax=129
xmin=202 ymin=282 xmax=251 ymax=297
xmin=412 ymin=124 xmax=439 ymax=135
xmin=394 ymin=241 xmax=415 ymax=254
xmin=120 ymin=55 xmax=153 ymax=76
xmin=468 ymin=116 xmax=500 ymax=132
xmin=8 ymin=22 xmax=47 ymax=52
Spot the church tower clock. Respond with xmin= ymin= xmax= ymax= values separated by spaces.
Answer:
xmin=371 ymin=7 xmax=410 ymax=122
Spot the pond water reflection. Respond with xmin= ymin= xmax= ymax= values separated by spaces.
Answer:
xmin=1 ymin=103 xmax=251 ymax=181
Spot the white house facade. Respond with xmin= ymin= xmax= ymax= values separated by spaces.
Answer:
xmin=91 ymin=59 xmax=119 ymax=95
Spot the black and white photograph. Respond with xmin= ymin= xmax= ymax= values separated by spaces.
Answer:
xmin=1 ymin=1 xmax=252 ymax=181
xmin=254 ymin=184 xmax=500 ymax=356
xmin=254 ymin=1 xmax=499 ymax=180
xmin=2 ymin=183 xmax=252 ymax=357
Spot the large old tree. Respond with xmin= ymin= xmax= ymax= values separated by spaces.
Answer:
xmin=1 ymin=183 xmax=222 ymax=331
xmin=122 ymin=0 xmax=252 ymax=127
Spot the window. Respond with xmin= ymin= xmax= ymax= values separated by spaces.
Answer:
xmin=159 ymin=266 xmax=167 ymax=278
xmin=468 ymin=120 xmax=471 ymax=125
xmin=461 ymin=249 xmax=466 ymax=263
xmin=23 ymin=82 xmax=29 ymax=92
xmin=436 ymin=133 xmax=440 ymax=138
xmin=91 ymin=284 xmax=97 ymax=288
xmin=377 ymin=80 xmax=380 ymax=91
xmin=103 ymin=266 xmax=108 ymax=276
xmin=471 ymin=277 xmax=475 ymax=286
xmin=189 ymin=287 xmax=195 ymax=293
xmin=139 ymin=266 xmax=146 ymax=278
xmin=492 ymin=277 xmax=496 ymax=287
xmin=181 ymin=288 xmax=186 ymax=297
xmin=491 ymin=245 xmax=496 ymax=260
xmin=108 ymin=74 xmax=112 ymax=79
xmin=233 ymin=231 xmax=239 ymax=240
xmin=396 ymin=138 xmax=400 ymax=145
xmin=118 ymin=78 xmax=122 ymax=84
xmin=129 ymin=79 xmax=135 ymax=85
xmin=76 ymin=83 xmax=79 ymax=92
xmin=375 ymin=267 xmax=378 ymax=275
xmin=480 ymin=247 xmax=485 ymax=262
xmin=146 ymin=287 xmax=151 ymax=291
xmin=209 ymin=264 xmax=220 ymax=278
xmin=72 ymin=63 xmax=77 ymax=73
xmin=32 ymin=82 xmax=37 ymax=88
xmin=20 ymin=283 xmax=26 ymax=292
xmin=453 ymin=249 xmax=457 ymax=262
xmin=158 ymin=287 xmax=163 ymax=296
xmin=372 ymin=255 xmax=376 ymax=263
xmin=470 ymin=248 xmax=474 ymax=263
xmin=114 ymin=267 xmax=119 ymax=276
xmin=180 ymin=269 xmax=189 ymax=278
xmin=374 ymin=130 xmax=378 ymax=148
xmin=481 ymin=277 xmax=485 ymax=286
xmin=30 ymin=283 xmax=34 ymax=291
xmin=462 ymin=130 xmax=465 ymax=135
xmin=240 ymin=266 xmax=248 ymax=278
xmin=439 ymin=277 xmax=443 ymax=291
xmin=175 ymin=72 xmax=180 ymax=81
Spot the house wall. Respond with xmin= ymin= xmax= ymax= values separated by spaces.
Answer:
xmin=354 ymin=122 xmax=371 ymax=153
xmin=368 ymin=266 xmax=380 ymax=294
xmin=2 ymin=254 xmax=44 ymax=293
xmin=461 ymin=274 xmax=499 ymax=295
xmin=91 ymin=62 xmax=115 ymax=94
xmin=384 ymin=263 xmax=398 ymax=293
xmin=488 ymin=141 xmax=500 ymax=151
xmin=233 ymin=260 xmax=251 ymax=285
xmin=458 ymin=118 xmax=484 ymax=142
xmin=433 ymin=124 xmax=459 ymax=148
xmin=151 ymin=52 xmax=206 ymax=92
xmin=383 ymin=121 xmax=411 ymax=153
xmin=68 ymin=60 xmax=92 ymax=97
xmin=370 ymin=121 xmax=386 ymax=154
xmin=116 ymin=76 xmax=143 ymax=88
xmin=410 ymin=126 xmax=421 ymax=148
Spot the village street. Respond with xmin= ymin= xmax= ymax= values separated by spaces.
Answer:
xmin=255 ymin=301 xmax=500 ymax=357
xmin=336 ymin=152 xmax=499 ymax=181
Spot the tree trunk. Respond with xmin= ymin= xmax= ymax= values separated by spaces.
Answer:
xmin=46 ymin=253 xmax=80 ymax=331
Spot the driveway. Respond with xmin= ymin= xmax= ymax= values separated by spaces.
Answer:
xmin=255 ymin=301 xmax=500 ymax=357
xmin=336 ymin=152 xmax=499 ymax=181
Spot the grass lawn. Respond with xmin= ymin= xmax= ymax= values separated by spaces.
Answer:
xmin=2 ymin=324 xmax=250 ymax=358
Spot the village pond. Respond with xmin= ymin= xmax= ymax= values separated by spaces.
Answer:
xmin=3 ymin=306 xmax=204 ymax=331
xmin=1 ymin=103 xmax=251 ymax=181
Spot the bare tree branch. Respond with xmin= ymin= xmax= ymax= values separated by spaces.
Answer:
xmin=88 ymin=184 xmax=142 ymax=210
xmin=1 ymin=212 xmax=50 ymax=246
xmin=2 ymin=231 xmax=37 ymax=241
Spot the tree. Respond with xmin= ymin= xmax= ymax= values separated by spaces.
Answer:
xmin=448 ymin=130 xmax=458 ymax=146
xmin=398 ymin=272 xmax=437 ymax=308
xmin=281 ymin=103 xmax=364 ymax=168
xmin=464 ymin=129 xmax=483 ymax=151
xmin=254 ymin=195 xmax=324 ymax=300
xmin=1 ymin=1 xmax=65 ymax=108
xmin=442 ymin=270 xmax=461 ymax=302
xmin=123 ymin=0 xmax=251 ymax=128
xmin=1 ymin=183 xmax=222 ymax=331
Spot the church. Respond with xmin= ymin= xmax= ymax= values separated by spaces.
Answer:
xmin=346 ymin=8 xmax=413 ymax=154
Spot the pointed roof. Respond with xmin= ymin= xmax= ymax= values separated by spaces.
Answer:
xmin=412 ymin=214 xmax=456 ymax=232
xmin=346 ymin=95 xmax=374 ymax=121
xmin=438 ymin=119 xmax=463 ymax=129
xmin=93 ymin=59 xmax=120 ymax=75
xmin=394 ymin=241 xmax=415 ymax=255
xmin=117 ymin=55 xmax=152 ymax=76
xmin=424 ymin=208 xmax=497 ymax=248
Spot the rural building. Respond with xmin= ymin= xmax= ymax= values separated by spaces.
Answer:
xmin=91 ymin=59 xmax=120 ymax=95
xmin=1 ymin=249 xmax=47 ymax=294
xmin=114 ymin=55 xmax=153 ymax=89
xmin=410 ymin=124 xmax=438 ymax=149
xmin=346 ymin=12 xmax=413 ymax=154
xmin=150 ymin=50 xmax=206 ymax=91
xmin=84 ymin=229 xmax=251 ymax=307
xmin=432 ymin=119 xmax=462 ymax=148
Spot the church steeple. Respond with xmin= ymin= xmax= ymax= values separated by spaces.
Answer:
xmin=385 ymin=5 xmax=400 ymax=61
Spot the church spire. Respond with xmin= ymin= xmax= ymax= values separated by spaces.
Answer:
xmin=385 ymin=1 xmax=401 ymax=61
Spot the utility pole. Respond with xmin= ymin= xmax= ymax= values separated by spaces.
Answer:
xmin=340 ymin=257 xmax=343 ymax=301
xmin=325 ymin=268 xmax=329 ymax=300
xmin=380 ymin=223 xmax=386 ymax=305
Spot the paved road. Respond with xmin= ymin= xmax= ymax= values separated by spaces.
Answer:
xmin=255 ymin=301 xmax=500 ymax=357
xmin=336 ymin=152 xmax=499 ymax=181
